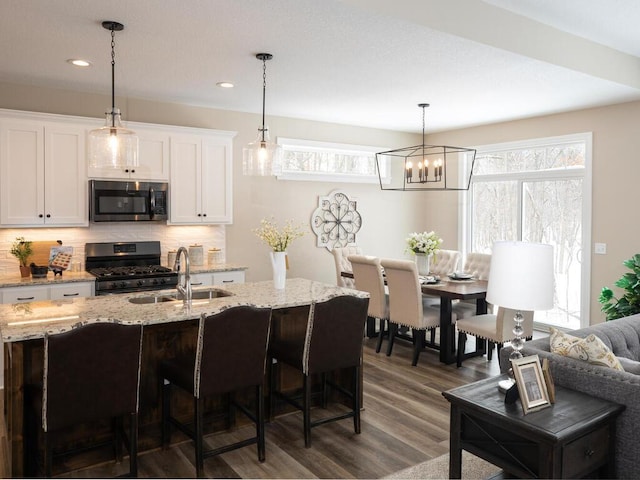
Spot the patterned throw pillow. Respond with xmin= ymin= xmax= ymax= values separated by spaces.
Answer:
xmin=549 ymin=327 xmax=624 ymax=371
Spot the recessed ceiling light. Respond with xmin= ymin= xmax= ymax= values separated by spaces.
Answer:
xmin=216 ymin=82 xmax=234 ymax=88
xmin=67 ymin=59 xmax=91 ymax=67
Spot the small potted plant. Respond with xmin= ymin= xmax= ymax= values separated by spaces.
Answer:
xmin=10 ymin=236 xmax=33 ymax=278
xmin=599 ymin=253 xmax=640 ymax=320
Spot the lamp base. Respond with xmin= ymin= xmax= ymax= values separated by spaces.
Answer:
xmin=498 ymin=378 xmax=515 ymax=393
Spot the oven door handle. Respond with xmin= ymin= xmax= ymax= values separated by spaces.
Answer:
xmin=149 ymin=188 xmax=156 ymax=220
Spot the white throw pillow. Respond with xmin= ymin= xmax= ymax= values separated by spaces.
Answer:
xmin=549 ymin=327 xmax=624 ymax=371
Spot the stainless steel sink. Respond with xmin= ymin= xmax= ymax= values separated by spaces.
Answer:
xmin=128 ymin=295 xmax=178 ymax=304
xmin=176 ymin=288 xmax=233 ymax=301
xmin=128 ymin=288 xmax=233 ymax=304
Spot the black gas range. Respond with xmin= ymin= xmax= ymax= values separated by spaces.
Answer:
xmin=86 ymin=241 xmax=178 ymax=296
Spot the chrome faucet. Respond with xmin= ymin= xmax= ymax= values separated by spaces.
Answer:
xmin=174 ymin=246 xmax=192 ymax=304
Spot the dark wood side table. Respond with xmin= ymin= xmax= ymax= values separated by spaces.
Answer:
xmin=443 ymin=374 xmax=625 ymax=479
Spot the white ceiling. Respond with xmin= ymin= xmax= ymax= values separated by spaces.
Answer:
xmin=1 ymin=0 xmax=640 ymax=133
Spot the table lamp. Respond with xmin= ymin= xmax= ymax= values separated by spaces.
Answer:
xmin=486 ymin=241 xmax=554 ymax=390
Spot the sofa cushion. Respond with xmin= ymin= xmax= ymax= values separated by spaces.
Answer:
xmin=617 ymin=356 xmax=640 ymax=375
xmin=550 ymin=327 xmax=624 ymax=371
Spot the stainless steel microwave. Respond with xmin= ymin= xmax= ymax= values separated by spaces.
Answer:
xmin=89 ymin=180 xmax=168 ymax=222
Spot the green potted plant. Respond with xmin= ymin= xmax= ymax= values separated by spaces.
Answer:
xmin=10 ymin=236 xmax=33 ymax=278
xmin=599 ymin=253 xmax=640 ymax=320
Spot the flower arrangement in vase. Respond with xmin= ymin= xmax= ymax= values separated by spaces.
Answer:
xmin=254 ymin=218 xmax=306 ymax=288
xmin=10 ymin=236 xmax=33 ymax=278
xmin=405 ymin=231 xmax=442 ymax=275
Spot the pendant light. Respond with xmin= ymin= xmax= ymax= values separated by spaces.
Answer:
xmin=375 ymin=103 xmax=476 ymax=191
xmin=88 ymin=21 xmax=138 ymax=169
xmin=243 ymin=53 xmax=282 ymax=176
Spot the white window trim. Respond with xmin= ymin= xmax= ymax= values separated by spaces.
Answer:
xmin=276 ymin=137 xmax=390 ymax=184
xmin=459 ymin=132 xmax=592 ymax=329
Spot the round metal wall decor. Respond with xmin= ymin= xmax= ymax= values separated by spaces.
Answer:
xmin=311 ymin=190 xmax=362 ymax=250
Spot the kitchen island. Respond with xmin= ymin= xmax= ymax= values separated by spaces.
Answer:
xmin=0 ymin=278 xmax=367 ymax=477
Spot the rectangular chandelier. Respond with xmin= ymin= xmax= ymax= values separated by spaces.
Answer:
xmin=375 ymin=144 xmax=476 ymax=191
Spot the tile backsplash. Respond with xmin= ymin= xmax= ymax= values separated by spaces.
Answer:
xmin=0 ymin=224 xmax=225 ymax=274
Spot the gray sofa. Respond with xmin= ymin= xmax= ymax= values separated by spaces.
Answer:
xmin=500 ymin=313 xmax=640 ymax=479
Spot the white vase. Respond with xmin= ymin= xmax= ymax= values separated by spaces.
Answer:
xmin=415 ymin=253 xmax=431 ymax=276
xmin=270 ymin=251 xmax=287 ymax=289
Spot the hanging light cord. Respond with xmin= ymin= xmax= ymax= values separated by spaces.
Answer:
xmin=260 ymin=57 xmax=267 ymax=142
xmin=110 ymin=25 xmax=117 ymax=127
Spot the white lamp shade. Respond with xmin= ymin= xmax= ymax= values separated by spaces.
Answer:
xmin=88 ymin=110 xmax=139 ymax=169
xmin=486 ymin=241 xmax=554 ymax=311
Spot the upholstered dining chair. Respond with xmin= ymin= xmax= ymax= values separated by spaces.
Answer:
xmin=380 ymin=259 xmax=457 ymax=366
xmin=27 ymin=322 xmax=143 ymax=477
xmin=423 ymin=249 xmax=462 ymax=307
xmin=349 ymin=254 xmax=389 ymax=352
xmin=268 ymin=295 xmax=369 ymax=448
xmin=429 ymin=249 xmax=462 ymax=277
xmin=453 ymin=252 xmax=492 ymax=319
xmin=331 ymin=245 xmax=363 ymax=288
xmin=456 ymin=306 xmax=534 ymax=368
xmin=159 ymin=305 xmax=272 ymax=477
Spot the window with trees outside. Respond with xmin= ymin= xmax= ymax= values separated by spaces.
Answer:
xmin=464 ymin=133 xmax=592 ymax=330
xmin=276 ymin=137 xmax=389 ymax=183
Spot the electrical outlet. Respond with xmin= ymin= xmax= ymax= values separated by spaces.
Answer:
xmin=595 ymin=243 xmax=607 ymax=255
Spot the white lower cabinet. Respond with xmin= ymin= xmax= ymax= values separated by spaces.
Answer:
xmin=212 ymin=271 xmax=245 ymax=285
xmin=0 ymin=285 xmax=49 ymax=304
xmin=189 ymin=271 xmax=245 ymax=287
xmin=189 ymin=273 xmax=213 ymax=287
xmin=49 ymin=282 xmax=95 ymax=300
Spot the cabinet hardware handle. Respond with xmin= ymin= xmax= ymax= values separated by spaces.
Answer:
xmin=46 ymin=214 xmax=51 ymax=218
xmin=63 ymin=293 xmax=80 ymax=297
xmin=223 ymin=280 xmax=234 ymax=283
xmin=17 ymin=296 xmax=35 ymax=301
xmin=39 ymin=214 xmax=44 ymax=218
xmin=192 ymin=282 xmax=203 ymax=286
xmin=585 ymin=448 xmax=595 ymax=457
xmin=131 ymin=169 xmax=135 ymax=173
xmin=203 ymin=213 xmax=207 ymax=217
xmin=197 ymin=213 xmax=202 ymax=217
xmin=125 ymin=169 xmax=129 ymax=173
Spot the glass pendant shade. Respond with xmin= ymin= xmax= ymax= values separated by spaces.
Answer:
xmin=89 ymin=108 xmax=139 ymax=168
xmin=243 ymin=127 xmax=282 ymax=176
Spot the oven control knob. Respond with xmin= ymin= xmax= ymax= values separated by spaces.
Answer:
xmin=152 ymin=279 xmax=159 ymax=285
xmin=120 ymin=282 xmax=127 ymax=288
xmin=137 ymin=280 xmax=144 ymax=287
xmin=160 ymin=278 xmax=167 ymax=284
xmin=111 ymin=282 xmax=119 ymax=290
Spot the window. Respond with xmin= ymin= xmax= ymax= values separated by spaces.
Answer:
xmin=276 ymin=137 xmax=389 ymax=183
xmin=464 ymin=133 xmax=592 ymax=330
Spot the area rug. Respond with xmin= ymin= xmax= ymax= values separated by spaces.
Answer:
xmin=385 ymin=451 xmax=500 ymax=479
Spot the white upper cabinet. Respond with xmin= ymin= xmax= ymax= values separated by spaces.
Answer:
xmin=169 ymin=130 xmax=234 ymax=225
xmin=0 ymin=115 xmax=87 ymax=227
xmin=87 ymin=126 xmax=170 ymax=181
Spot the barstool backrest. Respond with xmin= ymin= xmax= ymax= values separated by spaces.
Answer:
xmin=304 ymin=295 xmax=369 ymax=375
xmin=196 ymin=306 xmax=272 ymax=398
xmin=44 ymin=322 xmax=143 ymax=432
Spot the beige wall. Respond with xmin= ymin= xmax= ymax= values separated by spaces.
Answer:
xmin=2 ymin=81 xmax=636 ymax=324
xmin=427 ymin=101 xmax=640 ymax=324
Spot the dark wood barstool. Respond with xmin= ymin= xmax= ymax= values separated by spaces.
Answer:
xmin=159 ymin=305 xmax=272 ymax=477
xmin=268 ymin=295 xmax=369 ymax=447
xmin=27 ymin=322 xmax=144 ymax=477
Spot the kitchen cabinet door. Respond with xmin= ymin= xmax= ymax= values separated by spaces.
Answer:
xmin=0 ymin=118 xmax=87 ymax=227
xmin=212 ymin=270 xmax=245 ymax=285
xmin=169 ymin=131 xmax=234 ymax=225
xmin=0 ymin=285 xmax=49 ymax=304
xmin=87 ymin=127 xmax=170 ymax=181
xmin=49 ymin=282 xmax=94 ymax=300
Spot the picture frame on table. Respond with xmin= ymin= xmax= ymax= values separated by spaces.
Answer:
xmin=511 ymin=354 xmax=551 ymax=414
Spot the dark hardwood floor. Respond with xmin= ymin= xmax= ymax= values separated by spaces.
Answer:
xmin=4 ymin=335 xmax=502 ymax=479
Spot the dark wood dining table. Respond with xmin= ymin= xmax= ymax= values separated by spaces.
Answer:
xmin=342 ymin=271 xmax=488 ymax=364
xmin=421 ymin=279 xmax=488 ymax=364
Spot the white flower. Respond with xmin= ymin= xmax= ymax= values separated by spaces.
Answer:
xmin=405 ymin=231 xmax=443 ymax=256
xmin=254 ymin=217 xmax=306 ymax=252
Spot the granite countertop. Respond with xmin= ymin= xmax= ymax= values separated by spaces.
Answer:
xmin=0 ymin=264 xmax=248 ymax=288
xmin=0 ymin=278 xmax=367 ymax=343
